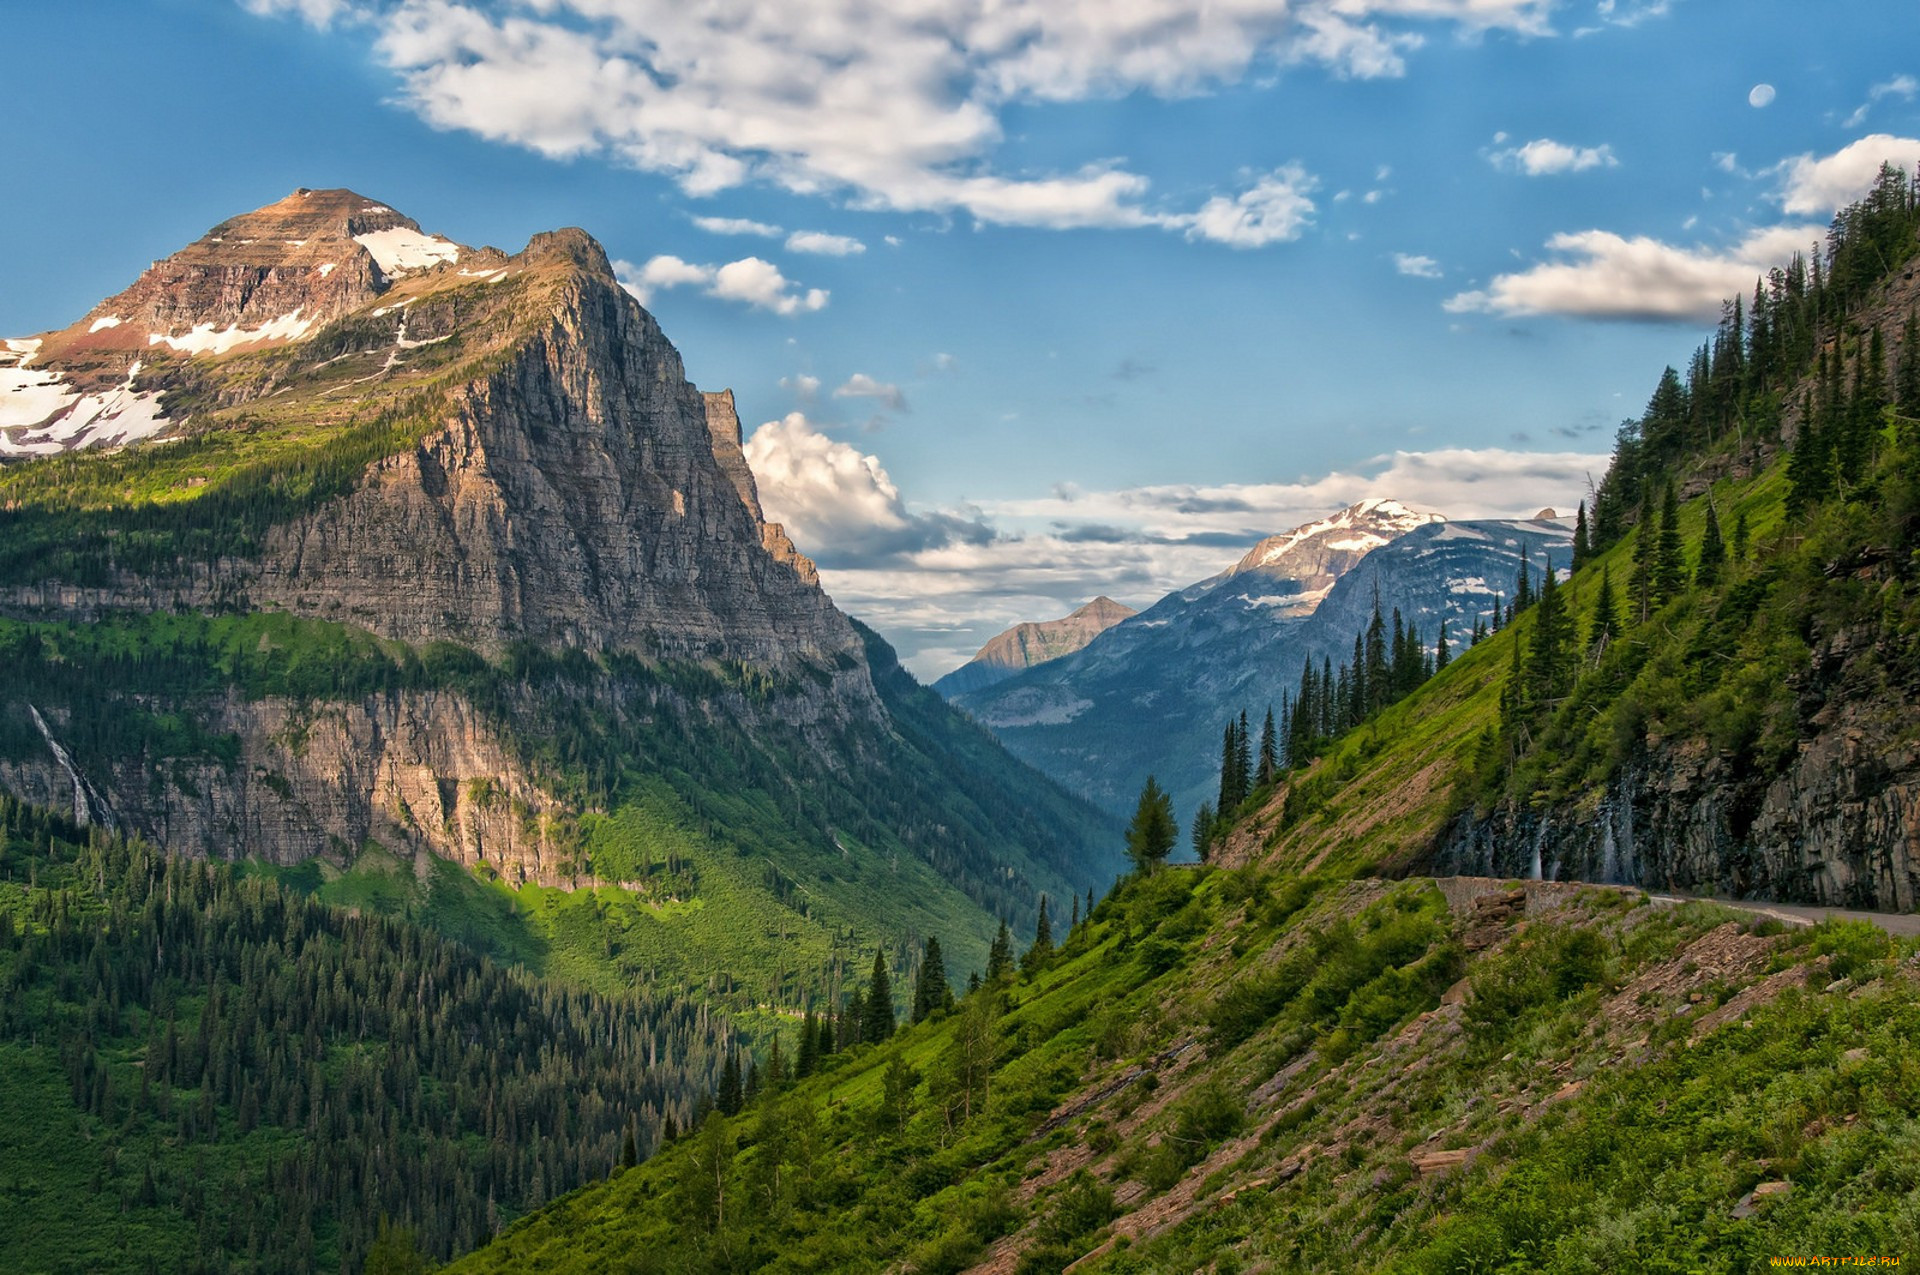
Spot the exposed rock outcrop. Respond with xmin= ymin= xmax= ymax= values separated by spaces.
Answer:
xmin=1426 ymin=662 xmax=1920 ymax=911
xmin=932 ymin=596 xmax=1136 ymax=698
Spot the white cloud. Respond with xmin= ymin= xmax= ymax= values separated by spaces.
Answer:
xmin=1844 ymin=76 xmax=1918 ymax=128
xmin=786 ymin=230 xmax=867 ymax=256
xmin=613 ymin=255 xmax=711 ymax=303
xmin=833 ymin=373 xmax=908 ymax=412
xmin=1394 ymin=252 xmax=1443 ymax=278
xmin=289 ymin=0 xmax=1551 ymax=240
xmin=1444 ymin=224 xmax=1822 ymax=324
xmin=780 ymin=374 xmax=821 ymax=401
xmin=614 ymin=254 xmax=827 ymax=314
xmin=1180 ymin=164 xmax=1318 ymax=247
xmin=743 ymin=413 xmax=990 ymax=567
xmin=1778 ymin=134 xmax=1920 ymax=215
xmin=239 ymin=0 xmax=348 ymax=25
xmin=1491 ymin=138 xmax=1619 ymax=176
xmin=692 ymin=215 xmax=783 ymax=237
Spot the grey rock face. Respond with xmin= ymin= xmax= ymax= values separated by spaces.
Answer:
xmin=1426 ymin=633 xmax=1920 ymax=912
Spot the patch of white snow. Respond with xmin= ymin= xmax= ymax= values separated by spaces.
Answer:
xmin=315 ymin=263 xmax=336 ymax=278
xmin=88 ymin=316 xmax=124 ymax=333
xmin=0 ymin=361 xmax=171 ymax=456
xmin=354 ymin=227 xmax=461 ymax=275
xmin=148 ymin=309 xmax=314 ymax=356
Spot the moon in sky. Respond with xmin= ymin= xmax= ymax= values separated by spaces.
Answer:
xmin=1749 ymin=84 xmax=1777 ymax=108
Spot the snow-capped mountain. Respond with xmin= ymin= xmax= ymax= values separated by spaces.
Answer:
xmin=951 ymin=500 xmax=1572 ymax=820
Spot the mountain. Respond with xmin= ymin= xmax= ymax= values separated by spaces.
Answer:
xmin=931 ymin=595 xmax=1136 ymax=698
xmin=0 ymin=189 xmax=1121 ymax=1010
xmin=953 ymin=498 xmax=1572 ymax=819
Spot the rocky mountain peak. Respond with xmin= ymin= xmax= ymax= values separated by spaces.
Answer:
xmin=520 ymin=227 xmax=615 ymax=280
xmin=62 ymin=187 xmax=468 ymax=363
xmin=1227 ymin=498 xmax=1443 ymax=578
xmin=931 ymin=595 xmax=1138 ymax=698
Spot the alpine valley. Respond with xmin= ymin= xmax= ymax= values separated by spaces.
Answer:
xmin=0 ymin=190 xmax=1121 ymax=1271
xmin=3 ymin=149 xmax=1920 ymax=1275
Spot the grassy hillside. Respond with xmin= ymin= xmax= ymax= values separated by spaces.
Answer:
xmin=445 ymin=859 xmax=1920 ymax=1274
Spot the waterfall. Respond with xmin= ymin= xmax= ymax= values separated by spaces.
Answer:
xmin=28 ymin=704 xmax=112 ymax=831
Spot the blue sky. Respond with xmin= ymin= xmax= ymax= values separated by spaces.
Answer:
xmin=4 ymin=0 xmax=1918 ymax=675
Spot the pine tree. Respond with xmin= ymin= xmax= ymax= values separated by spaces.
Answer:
xmin=985 ymin=920 xmax=1014 ymax=984
xmin=1020 ymin=897 xmax=1054 ymax=977
xmin=766 ymin=1035 xmax=786 ymax=1089
xmin=1527 ymin=557 xmax=1572 ymax=707
xmin=1731 ymin=508 xmax=1750 ymax=562
xmin=1216 ymin=720 xmax=1241 ymax=815
xmin=1190 ymin=801 xmax=1216 ymax=861
xmin=862 ymin=951 xmax=895 ymax=1044
xmin=1788 ymin=390 xmax=1833 ymax=513
xmin=840 ymin=990 xmax=865 ymax=1052
xmin=1586 ymin=565 xmax=1619 ymax=660
xmin=1233 ymin=710 xmax=1252 ymax=803
xmin=912 ymin=937 xmax=949 ymax=1024
xmin=1364 ymin=603 xmax=1390 ymax=715
xmin=1434 ymin=619 xmax=1450 ymax=672
xmin=796 ymin=1010 xmax=819 ymax=1077
xmin=1652 ymin=482 xmax=1686 ymax=606
xmin=1124 ymin=775 xmax=1177 ymax=874
xmin=1571 ymin=501 xmax=1592 ymax=570
xmin=620 ymin=1121 xmax=638 ymax=1170
xmin=1695 ymin=500 xmax=1726 ymax=588
xmin=1630 ymin=493 xmax=1655 ymax=622
xmin=718 ymin=1051 xmax=743 ymax=1116
xmin=1898 ymin=310 xmax=1920 ymax=420
xmin=1256 ymin=708 xmax=1278 ymax=786
xmin=1514 ymin=544 xmax=1535 ymax=609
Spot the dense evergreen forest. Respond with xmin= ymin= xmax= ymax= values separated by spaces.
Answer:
xmin=0 ymin=796 xmax=735 ymax=1274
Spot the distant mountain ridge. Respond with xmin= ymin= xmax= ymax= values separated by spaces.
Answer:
xmin=932 ymin=595 xmax=1135 ymax=697
xmin=954 ymin=499 xmax=1572 ymax=818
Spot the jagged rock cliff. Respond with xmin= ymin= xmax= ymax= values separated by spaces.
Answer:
xmin=0 ymin=190 xmax=1115 ymax=928
xmin=1427 ymin=626 xmax=1920 ymax=911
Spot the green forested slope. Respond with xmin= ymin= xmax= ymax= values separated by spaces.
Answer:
xmin=0 ymin=797 xmax=731 ymax=1275
xmin=1213 ymin=165 xmax=1920 ymax=893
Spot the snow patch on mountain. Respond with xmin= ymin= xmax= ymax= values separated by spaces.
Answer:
xmin=354 ymin=226 xmax=462 ymax=275
xmin=0 ymin=360 xmax=171 ymax=456
xmin=148 ymin=309 xmax=314 ymax=355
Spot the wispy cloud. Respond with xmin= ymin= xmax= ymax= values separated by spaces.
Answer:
xmin=692 ymin=215 xmax=783 ymax=237
xmin=255 ymin=0 xmax=1549 ymax=241
xmin=786 ymin=230 xmax=867 ymax=256
xmin=1394 ymin=252 xmax=1443 ymax=279
xmin=833 ymin=373 xmax=909 ymax=412
xmin=1491 ymin=138 xmax=1619 ymax=176
xmin=1843 ymin=75 xmax=1918 ymax=128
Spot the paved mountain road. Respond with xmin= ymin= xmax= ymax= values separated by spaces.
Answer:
xmin=1430 ymin=876 xmax=1920 ymax=938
